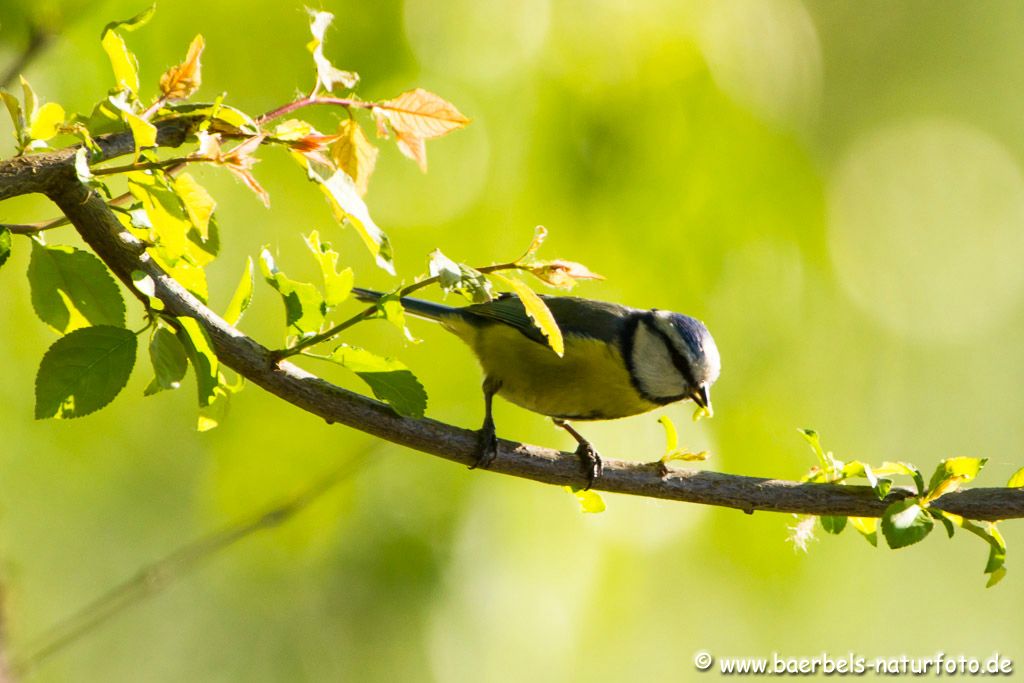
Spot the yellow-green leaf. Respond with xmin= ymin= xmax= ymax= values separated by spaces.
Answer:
xmin=175 ymin=315 xmax=219 ymax=408
xmin=291 ymin=152 xmax=394 ymax=274
xmin=28 ymin=102 xmax=65 ymax=141
xmin=101 ymin=30 xmax=140 ymax=94
xmin=223 ymin=257 xmax=254 ymax=327
xmin=490 ymin=273 xmax=563 ymax=356
xmin=99 ymin=0 xmax=156 ymax=94
xmin=564 ymin=486 xmax=606 ymax=513
xmin=331 ymin=118 xmax=378 ymax=196
xmin=1008 ymin=466 xmax=1024 ymax=488
xmin=303 ymin=231 xmax=353 ymax=307
xmin=173 ymin=172 xmax=216 ymax=239
xmin=259 ymin=248 xmax=326 ymax=338
xmin=129 ymin=173 xmax=193 ymax=264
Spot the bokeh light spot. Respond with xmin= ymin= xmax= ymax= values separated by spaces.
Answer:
xmin=698 ymin=0 xmax=822 ymax=128
xmin=403 ymin=0 xmax=550 ymax=82
xmin=828 ymin=119 xmax=1024 ymax=342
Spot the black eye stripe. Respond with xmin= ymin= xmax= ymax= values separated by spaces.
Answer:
xmin=646 ymin=315 xmax=699 ymax=390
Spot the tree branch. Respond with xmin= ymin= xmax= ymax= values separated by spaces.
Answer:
xmin=2 ymin=129 xmax=1024 ymax=521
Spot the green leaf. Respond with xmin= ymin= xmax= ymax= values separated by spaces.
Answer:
xmin=932 ymin=509 xmax=958 ymax=538
xmin=144 ymin=323 xmax=188 ymax=395
xmin=35 ymin=325 xmax=137 ymax=419
xmin=961 ymin=519 xmax=1007 ymax=575
xmin=259 ymin=248 xmax=326 ymax=337
xmin=20 ymin=76 xmax=37 ymax=127
xmin=175 ymin=316 xmax=219 ymax=408
xmin=820 ymin=515 xmax=847 ymax=535
xmin=0 ymin=228 xmax=11 ymax=270
xmin=986 ymin=566 xmax=1007 ymax=588
xmin=304 ymin=231 xmax=353 ymax=307
xmin=28 ymin=102 xmax=64 ymax=141
xmin=428 ymin=249 xmax=494 ymax=303
xmin=100 ymin=4 xmax=155 ymax=95
xmin=328 ymin=344 xmax=427 ymax=418
xmin=563 ymin=486 xmax=606 ymax=513
xmin=881 ymin=498 xmax=934 ymax=549
xmin=28 ymin=240 xmax=126 ymax=333
xmin=196 ymin=372 xmax=242 ymax=432
xmin=223 ymin=257 xmax=254 ymax=326
xmin=292 ymin=152 xmax=394 ymax=274
xmin=1008 ymin=466 xmax=1024 ymax=488
xmin=1 ymin=90 xmax=23 ymax=133
xmin=490 ymin=272 xmax=564 ymax=356
xmin=197 ymin=383 xmax=231 ymax=432
xmin=928 ymin=456 xmax=987 ymax=493
xmin=849 ymin=516 xmax=878 ymax=547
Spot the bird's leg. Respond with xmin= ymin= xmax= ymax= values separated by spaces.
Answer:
xmin=553 ymin=419 xmax=604 ymax=490
xmin=471 ymin=377 xmax=501 ymax=470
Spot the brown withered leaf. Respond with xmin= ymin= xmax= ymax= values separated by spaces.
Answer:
xmin=159 ymin=34 xmax=204 ymax=101
xmin=528 ymin=260 xmax=605 ymax=290
xmin=373 ymin=88 xmax=469 ymax=171
xmin=331 ymin=119 xmax=379 ymax=196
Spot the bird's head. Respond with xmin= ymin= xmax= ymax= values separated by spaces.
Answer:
xmin=628 ymin=309 xmax=721 ymax=414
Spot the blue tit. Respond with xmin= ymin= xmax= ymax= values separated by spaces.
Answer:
xmin=352 ymin=288 xmax=720 ymax=487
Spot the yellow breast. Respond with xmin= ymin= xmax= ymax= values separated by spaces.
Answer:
xmin=446 ymin=319 xmax=658 ymax=420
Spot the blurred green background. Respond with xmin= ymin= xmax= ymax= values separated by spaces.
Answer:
xmin=3 ymin=0 xmax=1024 ymax=680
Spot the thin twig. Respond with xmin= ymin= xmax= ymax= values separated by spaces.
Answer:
xmin=256 ymin=95 xmax=373 ymax=125
xmin=1 ymin=23 xmax=52 ymax=90
xmin=10 ymin=458 xmax=366 ymax=678
xmin=276 ymin=261 xmax=522 ymax=359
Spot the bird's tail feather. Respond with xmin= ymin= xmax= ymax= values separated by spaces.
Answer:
xmin=351 ymin=287 xmax=456 ymax=322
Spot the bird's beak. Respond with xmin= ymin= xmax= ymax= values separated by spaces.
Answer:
xmin=693 ymin=384 xmax=713 ymax=417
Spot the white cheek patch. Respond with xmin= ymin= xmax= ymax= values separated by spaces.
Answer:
xmin=651 ymin=311 xmax=720 ymax=385
xmin=630 ymin=322 xmax=688 ymax=400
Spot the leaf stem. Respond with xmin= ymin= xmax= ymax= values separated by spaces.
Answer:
xmin=91 ymin=156 xmax=211 ymax=177
xmin=255 ymin=96 xmax=375 ymax=125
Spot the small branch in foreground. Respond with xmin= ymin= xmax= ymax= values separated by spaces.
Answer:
xmin=10 ymin=459 xmax=366 ymax=678
xmin=1 ymin=22 xmax=52 ymax=90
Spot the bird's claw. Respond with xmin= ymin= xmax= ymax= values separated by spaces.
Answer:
xmin=576 ymin=441 xmax=603 ymax=490
xmin=472 ymin=424 xmax=498 ymax=470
